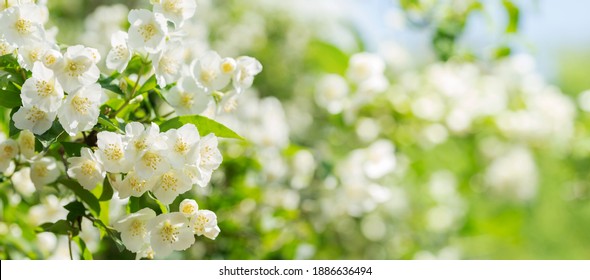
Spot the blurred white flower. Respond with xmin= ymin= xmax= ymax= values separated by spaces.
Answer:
xmin=346 ymin=52 xmax=385 ymax=83
xmin=194 ymin=133 xmax=222 ymax=187
xmin=153 ymin=0 xmax=197 ymax=28
xmin=315 ymin=74 xmax=349 ymax=114
xmin=0 ymin=139 xmax=18 ymax=173
xmin=30 ymin=156 xmax=60 ymax=189
xmin=485 ymin=146 xmax=538 ymax=201
xmin=116 ymin=171 xmax=155 ymax=199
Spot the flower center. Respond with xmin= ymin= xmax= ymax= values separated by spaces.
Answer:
xmin=34 ymin=164 xmax=48 ymax=178
xmin=160 ymin=171 xmax=178 ymax=191
xmin=104 ymin=143 xmax=124 ymax=161
xmin=199 ymin=69 xmax=216 ymax=83
xmin=35 ymin=80 xmax=54 ymax=97
xmin=160 ymin=221 xmax=179 ymax=244
xmin=129 ymin=176 xmax=147 ymax=192
xmin=71 ymin=95 xmax=91 ymax=114
xmin=139 ymin=23 xmax=157 ymax=42
xmin=181 ymin=204 xmax=195 ymax=215
xmin=164 ymin=0 xmax=181 ymax=13
xmin=220 ymin=61 xmax=235 ymax=74
xmin=67 ymin=61 xmax=87 ymax=77
xmin=2 ymin=145 xmax=14 ymax=157
xmin=180 ymin=93 xmax=193 ymax=108
xmin=130 ymin=220 xmax=146 ymax=237
xmin=26 ymin=106 xmax=46 ymax=122
xmin=174 ymin=138 xmax=189 ymax=154
xmin=80 ymin=160 xmax=96 ymax=176
xmin=142 ymin=151 xmax=162 ymax=170
xmin=15 ymin=18 xmax=32 ymax=34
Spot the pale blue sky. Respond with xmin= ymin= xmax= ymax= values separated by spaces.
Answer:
xmin=348 ymin=0 xmax=590 ymax=81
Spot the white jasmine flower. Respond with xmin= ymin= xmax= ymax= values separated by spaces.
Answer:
xmin=153 ymin=0 xmax=197 ymax=28
xmin=0 ymin=139 xmax=19 ymax=172
xmin=124 ymin=122 xmax=166 ymax=162
xmin=114 ymin=208 xmax=156 ymax=253
xmin=191 ymin=51 xmax=231 ymax=92
xmin=18 ymin=130 xmax=37 ymax=160
xmin=135 ymin=146 xmax=170 ymax=180
xmin=194 ymin=133 xmax=222 ymax=187
xmin=165 ymin=76 xmax=210 ymax=116
xmin=42 ymin=49 xmax=62 ymax=69
xmin=190 ymin=209 xmax=220 ymax=240
xmin=148 ymin=212 xmax=195 ymax=258
xmin=54 ymin=45 xmax=100 ymax=93
xmin=16 ymin=41 xmax=58 ymax=70
xmin=164 ymin=123 xmax=200 ymax=169
xmin=96 ymin=131 xmax=131 ymax=173
xmin=57 ymin=83 xmax=106 ymax=136
xmin=30 ymin=157 xmax=60 ymax=189
xmin=127 ymin=9 xmax=168 ymax=53
xmin=150 ymin=40 xmax=184 ymax=88
xmin=0 ymin=3 xmax=46 ymax=47
xmin=20 ymin=62 xmax=64 ymax=112
xmin=106 ymin=31 xmax=131 ymax=72
xmin=152 ymin=169 xmax=192 ymax=205
xmin=178 ymin=199 xmax=198 ymax=218
xmin=315 ymin=74 xmax=349 ymax=114
xmin=116 ymin=171 xmax=155 ymax=199
xmin=66 ymin=148 xmax=106 ymax=190
xmin=12 ymin=105 xmax=57 ymax=135
xmin=232 ymin=56 xmax=262 ymax=93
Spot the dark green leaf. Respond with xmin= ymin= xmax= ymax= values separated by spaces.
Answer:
xmin=99 ymin=177 xmax=114 ymax=201
xmin=8 ymin=107 xmax=20 ymax=137
xmin=59 ymin=178 xmax=101 ymax=216
xmin=37 ymin=220 xmax=77 ymax=235
xmin=37 ymin=121 xmax=65 ymax=147
xmin=64 ymin=200 xmax=86 ymax=222
xmin=159 ymin=115 xmax=244 ymax=140
xmin=127 ymin=196 xmax=141 ymax=213
xmin=62 ymin=142 xmax=86 ymax=157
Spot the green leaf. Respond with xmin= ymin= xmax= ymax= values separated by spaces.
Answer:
xmin=62 ymin=142 xmax=86 ymax=157
xmin=8 ymin=107 xmax=20 ymax=137
xmin=305 ymin=40 xmax=349 ymax=75
xmin=127 ymin=196 xmax=141 ymax=214
xmin=72 ymin=236 xmax=93 ymax=260
xmin=99 ymin=177 xmax=114 ymax=201
xmin=37 ymin=121 xmax=65 ymax=147
xmin=503 ymin=0 xmax=520 ymax=34
xmin=0 ymin=74 xmax=22 ymax=108
xmin=0 ymin=54 xmax=21 ymax=74
xmin=136 ymin=74 xmax=157 ymax=95
xmin=91 ymin=217 xmax=125 ymax=252
xmin=37 ymin=220 xmax=77 ymax=236
xmin=64 ymin=200 xmax=86 ymax=222
xmin=159 ymin=115 xmax=244 ymax=140
xmin=59 ymin=178 xmax=101 ymax=216
xmin=98 ymin=114 xmax=124 ymax=133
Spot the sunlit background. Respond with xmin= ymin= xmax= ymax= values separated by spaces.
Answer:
xmin=2 ymin=0 xmax=590 ymax=259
